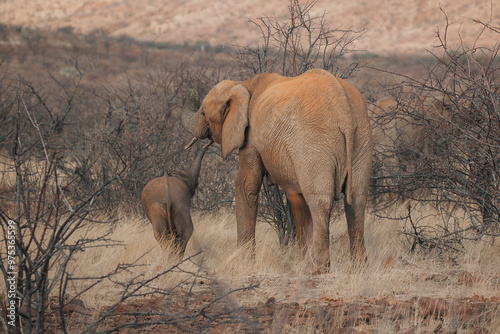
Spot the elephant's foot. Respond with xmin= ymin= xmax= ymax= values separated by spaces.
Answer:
xmin=308 ymin=262 xmax=330 ymax=275
xmin=350 ymin=244 xmax=368 ymax=267
xmin=306 ymin=248 xmax=330 ymax=275
xmin=237 ymin=237 xmax=256 ymax=260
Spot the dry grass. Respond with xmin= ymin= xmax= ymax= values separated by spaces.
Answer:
xmin=2 ymin=200 xmax=499 ymax=331
xmin=0 ymin=154 xmax=16 ymax=191
xmin=59 ymin=204 xmax=500 ymax=314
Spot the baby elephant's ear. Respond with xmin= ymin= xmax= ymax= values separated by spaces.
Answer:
xmin=221 ymin=85 xmax=250 ymax=159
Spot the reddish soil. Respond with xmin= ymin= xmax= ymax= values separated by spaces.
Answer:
xmin=42 ymin=286 xmax=500 ymax=333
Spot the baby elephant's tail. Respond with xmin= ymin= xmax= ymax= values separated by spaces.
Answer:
xmin=166 ymin=202 xmax=174 ymax=235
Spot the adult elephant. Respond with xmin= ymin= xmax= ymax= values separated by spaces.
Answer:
xmin=368 ymin=96 xmax=452 ymax=204
xmin=369 ymin=96 xmax=451 ymax=161
xmin=181 ymin=69 xmax=373 ymax=271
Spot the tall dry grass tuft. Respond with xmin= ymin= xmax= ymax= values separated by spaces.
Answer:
xmin=187 ymin=210 xmax=305 ymax=277
xmin=62 ymin=212 xmax=204 ymax=311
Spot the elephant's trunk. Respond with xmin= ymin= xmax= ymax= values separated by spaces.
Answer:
xmin=170 ymin=145 xmax=210 ymax=196
xmin=180 ymin=89 xmax=210 ymax=147
xmin=190 ymin=147 xmax=208 ymax=184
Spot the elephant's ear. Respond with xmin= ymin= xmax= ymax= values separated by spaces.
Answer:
xmin=221 ymin=85 xmax=249 ymax=159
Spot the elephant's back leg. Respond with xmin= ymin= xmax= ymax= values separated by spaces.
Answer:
xmin=169 ymin=203 xmax=193 ymax=255
xmin=291 ymin=158 xmax=337 ymax=271
xmin=344 ymin=140 xmax=371 ymax=263
xmin=302 ymin=191 xmax=334 ymax=272
xmin=142 ymin=177 xmax=172 ymax=246
xmin=146 ymin=202 xmax=171 ymax=246
xmin=287 ymin=192 xmax=312 ymax=252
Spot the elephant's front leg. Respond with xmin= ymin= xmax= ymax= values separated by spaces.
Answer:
xmin=235 ymin=148 xmax=264 ymax=249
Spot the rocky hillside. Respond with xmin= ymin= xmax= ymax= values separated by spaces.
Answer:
xmin=1 ymin=0 xmax=498 ymax=55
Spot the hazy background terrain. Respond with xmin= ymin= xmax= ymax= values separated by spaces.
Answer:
xmin=2 ymin=0 xmax=499 ymax=55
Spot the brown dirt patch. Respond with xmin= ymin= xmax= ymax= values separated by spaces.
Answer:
xmin=42 ymin=285 xmax=500 ymax=333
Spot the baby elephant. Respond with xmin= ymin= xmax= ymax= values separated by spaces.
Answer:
xmin=141 ymin=145 xmax=209 ymax=255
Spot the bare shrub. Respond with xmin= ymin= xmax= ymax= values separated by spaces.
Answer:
xmin=371 ymin=11 xmax=499 ymax=249
xmin=0 ymin=51 xmax=240 ymax=213
xmin=232 ymin=0 xmax=363 ymax=78
xmin=0 ymin=101 xmax=118 ymax=332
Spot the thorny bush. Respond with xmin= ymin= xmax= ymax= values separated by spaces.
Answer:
xmin=371 ymin=12 xmax=499 ymax=250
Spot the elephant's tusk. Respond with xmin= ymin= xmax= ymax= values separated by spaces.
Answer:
xmin=202 ymin=139 xmax=214 ymax=150
xmin=184 ymin=137 xmax=199 ymax=150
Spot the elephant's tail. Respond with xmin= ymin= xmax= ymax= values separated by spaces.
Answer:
xmin=335 ymin=77 xmax=356 ymax=205
xmin=166 ymin=202 xmax=174 ymax=235
xmin=343 ymin=125 xmax=354 ymax=205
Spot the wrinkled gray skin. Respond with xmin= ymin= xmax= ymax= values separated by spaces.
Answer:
xmin=181 ymin=69 xmax=373 ymax=272
xmin=141 ymin=146 xmax=207 ymax=256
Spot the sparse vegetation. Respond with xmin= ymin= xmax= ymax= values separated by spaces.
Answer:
xmin=370 ymin=9 xmax=500 ymax=253
xmin=0 ymin=1 xmax=499 ymax=332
